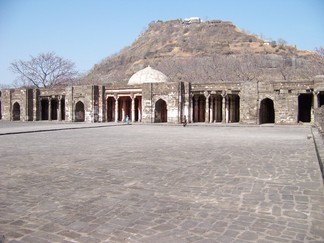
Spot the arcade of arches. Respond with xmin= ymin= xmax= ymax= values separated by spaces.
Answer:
xmin=1 ymin=73 xmax=324 ymax=125
xmin=192 ymin=94 xmax=240 ymax=123
xmin=40 ymin=96 xmax=65 ymax=121
xmin=107 ymin=95 xmax=142 ymax=122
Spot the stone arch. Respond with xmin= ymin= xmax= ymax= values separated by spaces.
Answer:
xmin=75 ymin=101 xmax=85 ymax=122
xmin=260 ymin=98 xmax=275 ymax=124
xmin=12 ymin=102 xmax=20 ymax=121
xmin=155 ymin=99 xmax=167 ymax=123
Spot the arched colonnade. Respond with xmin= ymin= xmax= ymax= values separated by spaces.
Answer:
xmin=192 ymin=93 xmax=240 ymax=123
xmin=39 ymin=96 xmax=65 ymax=121
xmin=106 ymin=95 xmax=142 ymax=122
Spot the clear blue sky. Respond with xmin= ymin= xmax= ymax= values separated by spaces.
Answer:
xmin=0 ymin=0 xmax=323 ymax=86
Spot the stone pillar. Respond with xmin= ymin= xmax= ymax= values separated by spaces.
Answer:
xmin=39 ymin=99 xmax=43 ymax=121
xmin=190 ymin=95 xmax=193 ymax=123
xmin=226 ymin=96 xmax=229 ymax=123
xmin=58 ymin=97 xmax=62 ymax=121
xmin=137 ymin=96 xmax=142 ymax=122
xmin=115 ymin=97 xmax=119 ymax=122
xmin=48 ymin=98 xmax=52 ymax=121
xmin=204 ymin=91 xmax=210 ymax=123
xmin=33 ymin=89 xmax=38 ymax=121
xmin=210 ymin=96 xmax=214 ymax=123
xmin=131 ymin=94 xmax=135 ymax=122
xmin=314 ymin=91 xmax=319 ymax=110
xmin=222 ymin=94 xmax=226 ymax=123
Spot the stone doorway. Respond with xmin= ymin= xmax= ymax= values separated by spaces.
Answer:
xmin=12 ymin=102 xmax=20 ymax=121
xmin=107 ymin=97 xmax=115 ymax=122
xmin=227 ymin=94 xmax=240 ymax=123
xmin=193 ymin=95 xmax=205 ymax=122
xmin=41 ymin=99 xmax=49 ymax=120
xmin=319 ymin=91 xmax=324 ymax=107
xmin=134 ymin=96 xmax=142 ymax=122
xmin=210 ymin=95 xmax=222 ymax=123
xmin=118 ymin=97 xmax=131 ymax=122
xmin=298 ymin=93 xmax=313 ymax=123
xmin=155 ymin=99 xmax=167 ymax=123
xmin=260 ymin=98 xmax=275 ymax=124
xmin=75 ymin=101 xmax=85 ymax=122
xmin=51 ymin=99 xmax=58 ymax=120
xmin=61 ymin=98 xmax=65 ymax=120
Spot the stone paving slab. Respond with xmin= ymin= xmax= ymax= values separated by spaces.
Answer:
xmin=0 ymin=124 xmax=324 ymax=242
xmin=0 ymin=121 xmax=122 ymax=135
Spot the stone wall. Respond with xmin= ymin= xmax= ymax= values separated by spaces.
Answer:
xmin=240 ymin=81 xmax=258 ymax=124
xmin=315 ymin=106 xmax=324 ymax=135
xmin=1 ymin=76 xmax=323 ymax=124
xmin=1 ymin=88 xmax=33 ymax=121
xmin=66 ymin=85 xmax=99 ymax=122
xmin=142 ymin=82 xmax=181 ymax=123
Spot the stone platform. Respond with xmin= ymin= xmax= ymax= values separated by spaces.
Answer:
xmin=0 ymin=122 xmax=323 ymax=242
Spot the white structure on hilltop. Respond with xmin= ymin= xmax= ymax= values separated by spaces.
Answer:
xmin=183 ymin=17 xmax=201 ymax=24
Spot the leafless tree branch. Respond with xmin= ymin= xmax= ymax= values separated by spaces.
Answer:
xmin=9 ymin=52 xmax=78 ymax=88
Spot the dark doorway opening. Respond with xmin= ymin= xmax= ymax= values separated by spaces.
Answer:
xmin=228 ymin=94 xmax=240 ymax=123
xmin=260 ymin=98 xmax=275 ymax=124
xmin=193 ymin=95 xmax=206 ymax=122
xmin=61 ymin=98 xmax=65 ymax=120
xmin=51 ymin=99 xmax=58 ymax=120
xmin=13 ymin=102 xmax=20 ymax=121
xmin=107 ymin=97 xmax=115 ymax=122
xmin=298 ymin=93 xmax=313 ymax=122
xmin=134 ymin=96 xmax=141 ymax=122
xmin=75 ymin=101 xmax=85 ymax=122
xmin=155 ymin=99 xmax=167 ymax=123
xmin=118 ymin=97 xmax=131 ymax=121
xmin=41 ymin=99 xmax=49 ymax=120
xmin=319 ymin=91 xmax=324 ymax=107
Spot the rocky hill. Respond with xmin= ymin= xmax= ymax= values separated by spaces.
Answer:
xmin=83 ymin=19 xmax=322 ymax=85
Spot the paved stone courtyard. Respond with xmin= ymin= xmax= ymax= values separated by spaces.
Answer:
xmin=0 ymin=122 xmax=324 ymax=243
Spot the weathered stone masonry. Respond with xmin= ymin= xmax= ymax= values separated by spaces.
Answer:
xmin=1 ymin=67 xmax=324 ymax=127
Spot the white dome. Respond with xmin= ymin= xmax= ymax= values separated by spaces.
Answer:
xmin=128 ymin=66 xmax=170 ymax=85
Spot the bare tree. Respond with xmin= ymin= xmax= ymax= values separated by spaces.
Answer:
xmin=294 ymin=47 xmax=324 ymax=79
xmin=315 ymin=47 xmax=324 ymax=57
xmin=277 ymin=56 xmax=293 ymax=80
xmin=277 ymin=38 xmax=287 ymax=46
xmin=10 ymin=52 xmax=78 ymax=88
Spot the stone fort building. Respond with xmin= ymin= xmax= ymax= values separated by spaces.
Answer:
xmin=1 ymin=66 xmax=324 ymax=126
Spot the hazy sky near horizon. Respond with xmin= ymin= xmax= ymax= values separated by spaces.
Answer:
xmin=0 ymin=0 xmax=323 ymax=86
